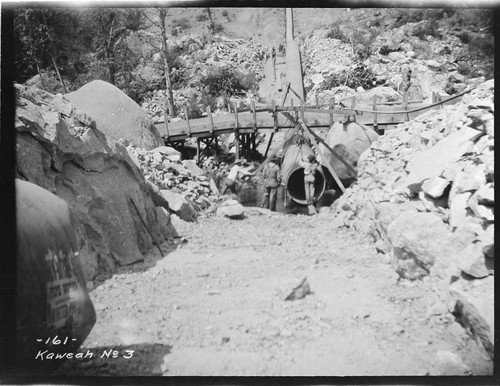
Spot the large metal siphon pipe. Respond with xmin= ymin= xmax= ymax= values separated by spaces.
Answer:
xmin=280 ymin=132 xmax=326 ymax=205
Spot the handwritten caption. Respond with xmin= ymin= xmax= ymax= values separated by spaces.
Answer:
xmin=35 ymin=336 xmax=134 ymax=361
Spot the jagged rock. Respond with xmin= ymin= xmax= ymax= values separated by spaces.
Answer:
xmin=429 ymin=351 xmax=471 ymax=375
xmin=475 ymin=183 xmax=494 ymax=206
xmin=421 ymin=177 xmax=450 ymax=199
xmin=405 ymin=126 xmax=482 ymax=193
xmin=216 ymin=199 xmax=245 ymax=219
xmin=387 ymin=211 xmax=467 ymax=280
xmin=449 ymin=276 xmax=494 ymax=359
xmin=352 ymin=86 xmax=401 ymax=106
xmin=458 ymin=243 xmax=491 ymax=278
xmin=451 ymin=163 xmax=486 ymax=195
xmin=374 ymin=202 xmax=418 ymax=240
xmin=160 ymin=190 xmax=197 ymax=222
xmin=448 ymin=192 xmax=472 ymax=230
xmin=16 ymin=84 xmax=177 ymax=280
xmin=65 ymin=80 xmax=163 ymax=150
xmin=468 ymin=193 xmax=494 ymax=222
xmin=153 ymin=146 xmax=181 ymax=157
xmin=479 ymin=225 xmax=494 ymax=258
xmin=388 ymin=51 xmax=406 ymax=61
xmin=182 ymin=160 xmax=204 ymax=177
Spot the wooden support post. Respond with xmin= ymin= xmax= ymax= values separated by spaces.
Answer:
xmin=165 ymin=119 xmax=170 ymax=141
xmin=264 ymin=132 xmax=274 ymax=158
xmin=196 ymin=138 xmax=201 ymax=164
xmin=235 ymin=132 xmax=240 ymax=160
xmin=329 ymin=101 xmax=334 ymax=127
xmin=300 ymin=98 xmax=305 ymax=121
xmin=252 ymin=133 xmax=256 ymax=153
xmin=207 ymin=105 xmax=215 ymax=134
xmin=251 ymin=100 xmax=257 ymax=132
xmin=403 ymin=92 xmax=409 ymax=121
xmin=272 ymin=99 xmax=278 ymax=132
xmin=214 ymin=135 xmax=219 ymax=153
xmin=350 ymin=96 xmax=356 ymax=122
xmin=373 ymin=95 xmax=378 ymax=129
xmin=298 ymin=119 xmax=347 ymax=194
xmin=184 ymin=107 xmax=192 ymax=137
xmin=234 ymin=103 xmax=240 ymax=159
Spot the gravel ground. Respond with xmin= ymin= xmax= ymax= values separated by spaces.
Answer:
xmin=57 ymin=209 xmax=492 ymax=376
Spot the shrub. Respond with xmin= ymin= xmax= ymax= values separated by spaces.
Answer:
xmin=213 ymin=23 xmax=224 ymax=33
xmin=413 ymin=19 xmax=442 ymax=40
xmin=326 ymin=26 xmax=349 ymax=43
xmin=196 ymin=13 xmax=208 ymax=21
xmin=172 ymin=17 xmax=190 ymax=30
xmin=201 ymin=66 xmax=245 ymax=97
xmin=320 ymin=62 xmax=377 ymax=91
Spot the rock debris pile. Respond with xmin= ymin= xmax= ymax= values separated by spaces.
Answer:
xmin=331 ymin=79 xmax=494 ymax=358
xmin=302 ymin=19 xmax=487 ymax=106
xmin=141 ymin=34 xmax=267 ymax=121
xmin=125 ymin=144 xmax=222 ymax=221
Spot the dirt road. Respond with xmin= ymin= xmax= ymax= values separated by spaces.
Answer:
xmin=58 ymin=210 xmax=492 ymax=376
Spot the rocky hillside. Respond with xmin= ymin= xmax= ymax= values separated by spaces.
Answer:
xmin=330 ymin=80 xmax=494 ymax=358
xmin=136 ymin=8 xmax=493 ymax=120
xmin=15 ymin=85 xmax=178 ymax=282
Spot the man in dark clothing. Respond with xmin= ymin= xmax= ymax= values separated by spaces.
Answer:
xmin=261 ymin=158 xmax=281 ymax=211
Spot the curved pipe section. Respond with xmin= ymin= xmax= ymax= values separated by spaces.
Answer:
xmin=281 ymin=134 xmax=325 ymax=205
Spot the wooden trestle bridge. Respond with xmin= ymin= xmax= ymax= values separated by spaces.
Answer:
xmin=154 ymin=86 xmax=472 ymax=164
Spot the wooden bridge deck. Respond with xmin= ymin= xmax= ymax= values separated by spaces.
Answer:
xmin=155 ymin=95 xmax=461 ymax=143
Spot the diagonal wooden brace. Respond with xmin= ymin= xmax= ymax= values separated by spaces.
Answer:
xmin=254 ymin=124 xmax=301 ymax=175
xmin=306 ymin=129 xmax=357 ymax=178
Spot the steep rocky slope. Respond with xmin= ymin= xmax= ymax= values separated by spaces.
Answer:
xmin=15 ymin=85 xmax=178 ymax=282
xmin=330 ymin=80 xmax=494 ymax=357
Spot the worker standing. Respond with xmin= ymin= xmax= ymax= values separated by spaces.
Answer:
xmin=261 ymin=157 xmax=281 ymax=211
xmin=221 ymin=159 xmax=253 ymax=196
xmin=300 ymin=154 xmax=319 ymax=215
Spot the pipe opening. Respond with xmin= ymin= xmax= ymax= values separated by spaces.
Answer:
xmin=286 ymin=168 xmax=326 ymax=205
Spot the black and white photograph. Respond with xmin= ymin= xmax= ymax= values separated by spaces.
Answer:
xmin=2 ymin=1 xmax=495 ymax=380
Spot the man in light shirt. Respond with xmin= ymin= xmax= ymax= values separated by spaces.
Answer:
xmin=221 ymin=159 xmax=254 ymax=195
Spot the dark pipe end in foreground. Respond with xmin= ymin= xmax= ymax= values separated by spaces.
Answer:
xmin=286 ymin=168 xmax=326 ymax=205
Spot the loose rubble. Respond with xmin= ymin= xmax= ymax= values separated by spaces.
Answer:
xmin=330 ymin=80 xmax=494 ymax=357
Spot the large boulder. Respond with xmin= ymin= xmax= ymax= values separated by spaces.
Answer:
xmin=387 ymin=211 xmax=468 ymax=280
xmin=449 ymin=276 xmax=494 ymax=359
xmin=16 ymin=84 xmax=177 ymax=281
xmin=65 ymin=80 xmax=164 ymax=150
xmin=320 ymin=121 xmax=379 ymax=183
xmin=216 ymin=199 xmax=245 ymax=219
xmin=404 ymin=126 xmax=483 ymax=193
xmin=160 ymin=190 xmax=198 ymax=222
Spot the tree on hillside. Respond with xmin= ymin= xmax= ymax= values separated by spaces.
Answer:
xmin=14 ymin=8 xmax=79 ymax=91
xmin=14 ymin=8 xmax=143 ymax=95
xmin=159 ymin=8 xmax=176 ymax=117
xmin=139 ymin=8 xmax=176 ymax=118
xmin=79 ymin=8 xmax=143 ymax=87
